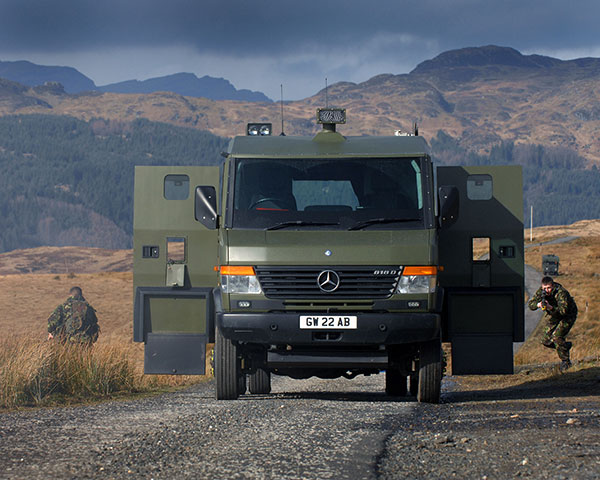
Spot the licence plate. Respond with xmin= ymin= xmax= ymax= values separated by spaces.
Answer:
xmin=299 ymin=315 xmax=357 ymax=329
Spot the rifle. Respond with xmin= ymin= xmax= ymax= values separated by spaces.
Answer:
xmin=540 ymin=291 xmax=553 ymax=311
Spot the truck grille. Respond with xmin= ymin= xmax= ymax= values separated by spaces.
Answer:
xmin=254 ymin=266 xmax=401 ymax=299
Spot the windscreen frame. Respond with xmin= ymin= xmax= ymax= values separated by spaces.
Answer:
xmin=224 ymin=156 xmax=435 ymax=230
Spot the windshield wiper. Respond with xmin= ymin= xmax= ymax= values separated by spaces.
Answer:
xmin=348 ymin=217 xmax=421 ymax=231
xmin=265 ymin=220 xmax=340 ymax=231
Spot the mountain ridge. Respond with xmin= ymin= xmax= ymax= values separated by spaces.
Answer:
xmin=0 ymin=60 xmax=271 ymax=102
xmin=98 ymin=72 xmax=271 ymax=102
xmin=2 ymin=45 xmax=600 ymax=163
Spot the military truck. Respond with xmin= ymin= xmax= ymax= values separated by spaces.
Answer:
xmin=542 ymin=254 xmax=559 ymax=276
xmin=133 ymin=108 xmax=524 ymax=403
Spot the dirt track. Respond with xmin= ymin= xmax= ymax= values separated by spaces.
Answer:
xmin=1 ymin=371 xmax=598 ymax=479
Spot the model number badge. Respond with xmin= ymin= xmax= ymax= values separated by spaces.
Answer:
xmin=373 ymin=270 xmax=398 ymax=275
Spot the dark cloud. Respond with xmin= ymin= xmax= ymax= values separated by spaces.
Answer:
xmin=1 ymin=0 xmax=599 ymax=55
xmin=1 ymin=0 xmax=600 ymax=99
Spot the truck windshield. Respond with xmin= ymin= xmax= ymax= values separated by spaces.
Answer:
xmin=231 ymin=157 xmax=426 ymax=230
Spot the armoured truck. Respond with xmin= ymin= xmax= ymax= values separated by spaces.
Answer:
xmin=542 ymin=254 xmax=559 ymax=276
xmin=133 ymin=108 xmax=524 ymax=403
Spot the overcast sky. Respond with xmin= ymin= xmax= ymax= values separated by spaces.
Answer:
xmin=1 ymin=0 xmax=600 ymax=100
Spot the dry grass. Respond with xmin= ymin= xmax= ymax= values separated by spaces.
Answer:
xmin=0 ymin=338 xmax=136 ymax=408
xmin=0 ymin=336 xmax=203 ymax=408
xmin=516 ymin=225 xmax=600 ymax=365
xmin=0 ymin=267 xmax=203 ymax=409
xmin=456 ymin=358 xmax=600 ymax=393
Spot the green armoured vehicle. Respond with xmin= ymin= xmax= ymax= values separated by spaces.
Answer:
xmin=133 ymin=108 xmax=524 ymax=403
xmin=542 ymin=254 xmax=559 ymax=276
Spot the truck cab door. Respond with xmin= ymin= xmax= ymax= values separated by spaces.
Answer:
xmin=133 ymin=166 xmax=220 ymax=375
xmin=437 ymin=166 xmax=524 ymax=374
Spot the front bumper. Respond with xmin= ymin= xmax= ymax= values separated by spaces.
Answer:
xmin=217 ymin=311 xmax=440 ymax=345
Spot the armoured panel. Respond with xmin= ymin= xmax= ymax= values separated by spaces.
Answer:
xmin=451 ymin=335 xmax=514 ymax=374
xmin=448 ymin=292 xmax=515 ymax=334
xmin=133 ymin=166 xmax=220 ymax=293
xmin=438 ymin=166 xmax=524 ymax=350
xmin=226 ymin=229 xmax=435 ymax=266
xmin=145 ymin=333 xmax=207 ymax=375
xmin=133 ymin=287 xmax=213 ymax=343
xmin=437 ymin=166 xmax=523 ymax=289
xmin=147 ymin=296 xmax=207 ymax=333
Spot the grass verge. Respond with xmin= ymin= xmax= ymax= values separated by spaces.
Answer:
xmin=0 ymin=336 xmax=203 ymax=409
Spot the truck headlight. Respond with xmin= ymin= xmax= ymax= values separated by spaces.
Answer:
xmin=220 ymin=266 xmax=263 ymax=294
xmin=395 ymin=266 xmax=437 ymax=294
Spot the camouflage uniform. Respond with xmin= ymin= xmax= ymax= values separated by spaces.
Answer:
xmin=528 ymin=282 xmax=577 ymax=362
xmin=47 ymin=294 xmax=100 ymax=345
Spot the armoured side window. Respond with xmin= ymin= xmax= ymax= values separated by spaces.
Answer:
xmin=164 ymin=175 xmax=190 ymax=200
xmin=467 ymin=174 xmax=492 ymax=200
xmin=167 ymin=237 xmax=186 ymax=263
xmin=472 ymin=237 xmax=490 ymax=262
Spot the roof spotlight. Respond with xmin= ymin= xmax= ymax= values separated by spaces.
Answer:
xmin=247 ymin=123 xmax=272 ymax=136
xmin=316 ymin=108 xmax=346 ymax=125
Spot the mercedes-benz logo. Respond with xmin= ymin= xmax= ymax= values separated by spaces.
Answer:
xmin=317 ymin=270 xmax=340 ymax=293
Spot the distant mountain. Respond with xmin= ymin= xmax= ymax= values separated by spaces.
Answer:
xmin=0 ymin=60 xmax=96 ymax=93
xmin=412 ymin=45 xmax=563 ymax=72
xmin=0 ymin=60 xmax=271 ymax=102
xmin=99 ymin=72 xmax=272 ymax=102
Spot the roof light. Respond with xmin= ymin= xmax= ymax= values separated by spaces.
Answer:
xmin=247 ymin=123 xmax=272 ymax=136
xmin=316 ymin=108 xmax=346 ymax=125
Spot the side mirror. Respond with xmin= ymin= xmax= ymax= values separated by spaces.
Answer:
xmin=438 ymin=185 xmax=459 ymax=228
xmin=195 ymin=186 xmax=218 ymax=229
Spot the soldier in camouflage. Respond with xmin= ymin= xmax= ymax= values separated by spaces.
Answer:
xmin=528 ymin=276 xmax=577 ymax=371
xmin=47 ymin=286 xmax=100 ymax=345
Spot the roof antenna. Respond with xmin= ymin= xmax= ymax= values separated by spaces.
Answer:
xmin=325 ymin=77 xmax=329 ymax=107
xmin=280 ymin=84 xmax=286 ymax=136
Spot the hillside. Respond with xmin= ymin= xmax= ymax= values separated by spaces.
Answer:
xmin=0 ymin=246 xmax=132 ymax=275
xmin=1 ymin=46 xmax=600 ymax=164
xmin=0 ymin=115 xmax=229 ymax=252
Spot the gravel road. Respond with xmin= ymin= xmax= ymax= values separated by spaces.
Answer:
xmin=1 ymin=372 xmax=599 ymax=479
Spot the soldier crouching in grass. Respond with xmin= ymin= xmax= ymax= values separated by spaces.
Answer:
xmin=528 ymin=276 xmax=577 ymax=372
xmin=47 ymin=286 xmax=100 ymax=346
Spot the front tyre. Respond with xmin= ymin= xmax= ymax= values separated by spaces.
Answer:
xmin=215 ymin=326 xmax=240 ymax=400
xmin=417 ymin=339 xmax=442 ymax=404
